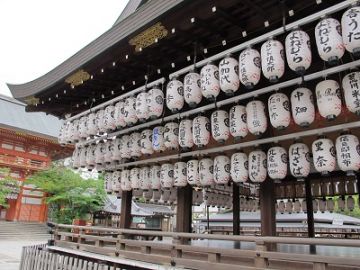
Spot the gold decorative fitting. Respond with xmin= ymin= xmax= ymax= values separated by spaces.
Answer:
xmin=24 ymin=96 xmax=40 ymax=106
xmin=129 ymin=22 xmax=168 ymax=52
xmin=65 ymin=69 xmax=90 ymax=87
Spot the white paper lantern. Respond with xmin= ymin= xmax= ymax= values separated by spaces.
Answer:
xmin=229 ymin=105 xmax=248 ymax=140
xmin=78 ymin=116 xmax=88 ymax=140
xmin=200 ymin=62 xmax=220 ymax=100
xmin=267 ymin=146 xmax=288 ymax=180
xmin=246 ymin=100 xmax=267 ymax=135
xmin=199 ymin=158 xmax=214 ymax=186
xmin=285 ymin=30 xmax=312 ymax=74
xmin=72 ymin=147 xmax=81 ymax=169
xmin=120 ymin=135 xmax=131 ymax=159
xmin=114 ymin=101 xmax=126 ymax=128
xmin=104 ymin=172 xmax=113 ymax=193
xmin=111 ymin=138 xmax=122 ymax=162
xmin=164 ymin=122 xmax=179 ymax=150
xmin=179 ymin=119 xmax=194 ymax=149
xmin=129 ymin=132 xmax=142 ymax=158
xmin=342 ymin=72 xmax=360 ymax=115
xmin=219 ymin=55 xmax=239 ymax=95
xmin=123 ymin=97 xmax=138 ymax=126
xmin=104 ymin=140 xmax=114 ymax=164
xmin=58 ymin=123 xmax=66 ymax=145
xmin=239 ymin=47 xmax=261 ymax=89
xmin=166 ymin=78 xmax=184 ymax=112
xmin=231 ymin=152 xmax=248 ymax=183
xmin=286 ymin=200 xmax=293 ymax=213
xmin=336 ymin=134 xmax=360 ymax=175
xmin=112 ymin=171 xmax=122 ymax=192
xmin=278 ymin=201 xmax=285 ymax=214
xmin=160 ymin=163 xmax=174 ymax=189
xmin=63 ymin=121 xmax=72 ymax=143
xmin=95 ymin=110 xmax=105 ymax=134
xmin=268 ymin=93 xmax=291 ymax=130
xmin=120 ymin=169 xmax=131 ymax=191
xmin=103 ymin=105 xmax=116 ymax=132
xmin=214 ymin=155 xmax=231 ymax=185
xmin=316 ymin=80 xmax=342 ymax=120
xmin=315 ymin=18 xmax=345 ymax=64
xmin=139 ymin=167 xmax=151 ymax=191
xmin=71 ymin=120 xmax=80 ymax=142
xmin=342 ymin=7 xmax=360 ymax=55
xmin=186 ymin=159 xmax=200 ymax=186
xmin=87 ymin=113 xmax=98 ymax=136
xmin=261 ymin=39 xmax=285 ymax=82
xmin=95 ymin=142 xmax=105 ymax=165
xmin=135 ymin=92 xmax=149 ymax=122
xmin=289 ymin=143 xmax=311 ymax=179
xmin=147 ymin=87 xmax=164 ymax=119
xmin=184 ymin=72 xmax=202 ymax=107
xmin=193 ymin=116 xmax=210 ymax=147
xmin=85 ymin=144 xmax=96 ymax=169
xmin=152 ymin=126 xmax=166 ymax=152
xmin=150 ymin=165 xmax=161 ymax=190
xmin=249 ymin=150 xmax=267 ymax=182
xmin=291 ymin=88 xmax=315 ymax=127
xmin=312 ymin=137 xmax=336 ymax=175
xmin=173 ymin=161 xmax=187 ymax=187
xmin=211 ymin=110 xmax=230 ymax=143
xmin=140 ymin=129 xmax=153 ymax=155
xmin=130 ymin=168 xmax=141 ymax=190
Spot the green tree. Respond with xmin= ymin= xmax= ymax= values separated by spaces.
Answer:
xmin=0 ymin=168 xmax=20 ymax=208
xmin=26 ymin=165 xmax=106 ymax=224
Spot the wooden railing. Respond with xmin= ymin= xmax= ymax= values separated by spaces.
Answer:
xmin=53 ymin=224 xmax=360 ymax=270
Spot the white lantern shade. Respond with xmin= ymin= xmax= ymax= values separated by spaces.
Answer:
xmin=140 ymin=129 xmax=154 ymax=155
xmin=130 ymin=168 xmax=141 ymax=190
xmin=58 ymin=122 xmax=66 ymax=145
xmin=140 ymin=167 xmax=151 ymax=191
xmin=129 ymin=132 xmax=142 ymax=158
xmin=135 ymin=92 xmax=149 ymax=121
xmin=268 ymin=93 xmax=291 ymax=130
xmin=261 ymin=39 xmax=285 ymax=82
xmin=123 ymin=97 xmax=138 ymax=126
xmin=95 ymin=142 xmax=105 ymax=165
xmin=231 ymin=152 xmax=248 ymax=183
xmin=246 ymin=100 xmax=267 ymax=135
xmin=211 ymin=110 xmax=230 ymax=143
xmin=315 ymin=18 xmax=345 ymax=63
xmin=87 ymin=113 xmax=98 ymax=136
xmin=112 ymin=171 xmax=122 ymax=192
xmin=199 ymin=158 xmax=214 ymax=187
xmin=229 ymin=105 xmax=248 ymax=140
xmin=336 ymin=134 xmax=360 ymax=174
xmin=72 ymin=147 xmax=80 ymax=169
xmin=71 ymin=120 xmax=80 ymax=142
xmin=249 ymin=150 xmax=267 ymax=182
xmin=239 ymin=48 xmax=261 ymax=89
xmin=150 ymin=165 xmax=161 ymax=190
xmin=147 ymin=87 xmax=164 ymax=119
xmin=166 ymin=79 xmax=184 ymax=112
xmin=267 ymin=146 xmax=288 ymax=180
xmin=312 ymin=138 xmax=336 ymax=174
xmin=213 ymin=155 xmax=230 ymax=185
xmin=219 ymin=55 xmax=239 ymax=95
xmin=164 ymin=122 xmax=179 ymax=150
xmin=342 ymin=72 xmax=360 ymax=115
xmin=103 ymin=105 xmax=116 ymax=131
xmin=342 ymin=7 xmax=360 ymax=55
xmin=112 ymin=138 xmax=122 ymax=162
xmin=114 ymin=101 xmax=126 ymax=128
xmin=95 ymin=110 xmax=105 ymax=134
xmin=200 ymin=63 xmax=220 ymax=100
xmin=121 ymin=169 xmax=132 ymax=191
xmin=173 ymin=162 xmax=187 ymax=187
xmin=85 ymin=144 xmax=96 ymax=168
xmin=79 ymin=116 xmax=88 ymax=139
xmin=160 ymin=163 xmax=174 ymax=189
xmin=291 ymin=88 xmax=315 ymax=127
xmin=104 ymin=140 xmax=114 ymax=164
xmin=193 ymin=116 xmax=211 ymax=147
xmin=120 ymin=135 xmax=131 ymax=159
xmin=289 ymin=143 xmax=311 ymax=179
xmin=179 ymin=119 xmax=194 ymax=149
xmin=152 ymin=126 xmax=166 ymax=152
xmin=104 ymin=172 xmax=113 ymax=192
xmin=184 ymin=72 xmax=202 ymax=107
xmin=187 ymin=159 xmax=200 ymax=186
xmin=316 ymin=80 xmax=342 ymax=120
xmin=285 ymin=30 xmax=312 ymax=74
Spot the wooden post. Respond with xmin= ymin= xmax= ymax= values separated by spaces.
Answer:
xmin=233 ymin=182 xmax=240 ymax=235
xmin=175 ymin=185 xmax=192 ymax=244
xmin=305 ymin=177 xmax=316 ymax=254
xmin=259 ymin=179 xmax=276 ymax=237
xmin=119 ymin=190 xmax=132 ymax=229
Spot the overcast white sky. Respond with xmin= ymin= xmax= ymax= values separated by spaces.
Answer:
xmin=0 ymin=0 xmax=128 ymax=97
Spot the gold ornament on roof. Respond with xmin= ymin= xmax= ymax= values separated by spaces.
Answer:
xmin=65 ymin=69 xmax=90 ymax=87
xmin=129 ymin=22 xmax=168 ymax=52
xmin=24 ymin=96 xmax=40 ymax=106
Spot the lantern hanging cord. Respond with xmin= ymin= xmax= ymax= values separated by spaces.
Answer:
xmin=193 ymin=42 xmax=198 ymax=71
xmin=280 ymin=0 xmax=287 ymax=32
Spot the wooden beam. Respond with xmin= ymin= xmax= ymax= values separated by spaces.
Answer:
xmin=233 ymin=183 xmax=240 ymax=235
xmin=119 ymin=190 xmax=132 ymax=229
xmin=176 ymin=185 xmax=192 ymax=234
xmin=259 ymin=179 xmax=276 ymax=237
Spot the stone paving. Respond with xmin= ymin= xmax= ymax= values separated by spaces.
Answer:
xmin=0 ymin=239 xmax=47 ymax=270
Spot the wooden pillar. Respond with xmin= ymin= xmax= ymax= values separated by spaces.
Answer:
xmin=176 ymin=185 xmax=192 ymax=233
xmin=232 ymin=183 xmax=240 ymax=235
xmin=305 ymin=178 xmax=316 ymax=254
xmin=119 ymin=190 xmax=132 ymax=229
xmin=259 ymin=179 xmax=276 ymax=237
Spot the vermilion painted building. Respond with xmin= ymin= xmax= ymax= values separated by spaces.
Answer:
xmin=0 ymin=94 xmax=72 ymax=222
